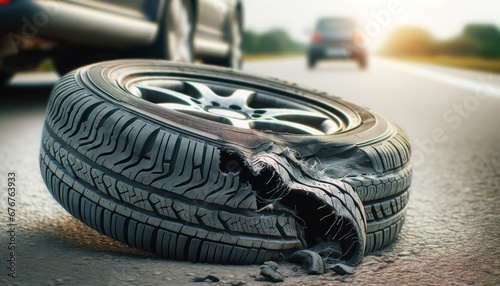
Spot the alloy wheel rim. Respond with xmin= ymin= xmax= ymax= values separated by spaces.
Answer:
xmin=128 ymin=78 xmax=343 ymax=135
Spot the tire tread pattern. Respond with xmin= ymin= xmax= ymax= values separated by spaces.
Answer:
xmin=41 ymin=73 xmax=303 ymax=264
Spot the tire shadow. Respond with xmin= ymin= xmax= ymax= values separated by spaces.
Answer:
xmin=35 ymin=214 xmax=155 ymax=258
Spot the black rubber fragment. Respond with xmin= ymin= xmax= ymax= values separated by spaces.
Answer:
xmin=264 ymin=261 xmax=279 ymax=270
xmin=259 ymin=265 xmax=284 ymax=283
xmin=328 ymin=263 xmax=356 ymax=275
xmin=310 ymin=241 xmax=343 ymax=260
xmin=289 ymin=250 xmax=325 ymax=275
xmin=193 ymin=275 xmax=220 ymax=283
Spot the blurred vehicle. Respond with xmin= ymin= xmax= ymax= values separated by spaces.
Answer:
xmin=307 ymin=17 xmax=366 ymax=69
xmin=0 ymin=0 xmax=243 ymax=85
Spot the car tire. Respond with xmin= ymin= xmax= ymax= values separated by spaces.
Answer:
xmin=358 ymin=55 xmax=367 ymax=70
xmin=40 ymin=60 xmax=411 ymax=265
xmin=308 ymin=57 xmax=317 ymax=69
xmin=147 ymin=0 xmax=194 ymax=62
xmin=0 ymin=71 xmax=13 ymax=86
xmin=204 ymin=9 xmax=243 ymax=69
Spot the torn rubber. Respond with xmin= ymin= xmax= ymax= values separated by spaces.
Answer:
xmin=232 ymin=144 xmax=366 ymax=266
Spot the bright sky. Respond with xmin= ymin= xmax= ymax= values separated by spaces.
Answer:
xmin=243 ymin=0 xmax=500 ymax=50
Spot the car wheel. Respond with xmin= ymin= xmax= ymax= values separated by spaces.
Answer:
xmin=204 ymin=10 xmax=242 ymax=69
xmin=0 ymin=71 xmax=13 ymax=86
xmin=308 ymin=57 xmax=317 ymax=69
xmin=358 ymin=55 xmax=367 ymax=70
xmin=148 ymin=0 xmax=193 ymax=62
xmin=227 ymin=9 xmax=243 ymax=69
xmin=40 ymin=60 xmax=411 ymax=265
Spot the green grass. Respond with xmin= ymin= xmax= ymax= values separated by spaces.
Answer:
xmin=394 ymin=55 xmax=500 ymax=74
xmin=35 ymin=58 xmax=56 ymax=72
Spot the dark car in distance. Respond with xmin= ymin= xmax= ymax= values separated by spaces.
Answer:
xmin=0 ymin=0 xmax=243 ymax=85
xmin=307 ymin=17 xmax=366 ymax=69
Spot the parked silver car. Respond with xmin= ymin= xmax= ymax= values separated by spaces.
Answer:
xmin=0 ymin=0 xmax=243 ymax=84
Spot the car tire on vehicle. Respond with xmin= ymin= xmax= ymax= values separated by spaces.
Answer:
xmin=0 ymin=71 xmax=13 ymax=86
xmin=148 ymin=0 xmax=194 ymax=62
xmin=307 ymin=57 xmax=316 ymax=69
xmin=204 ymin=9 xmax=243 ymax=69
xmin=40 ymin=60 xmax=411 ymax=266
xmin=358 ymin=55 xmax=367 ymax=70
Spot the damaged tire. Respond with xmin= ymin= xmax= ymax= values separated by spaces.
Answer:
xmin=40 ymin=60 xmax=411 ymax=266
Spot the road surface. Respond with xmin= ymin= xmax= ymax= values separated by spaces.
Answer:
xmin=1 ymin=57 xmax=499 ymax=285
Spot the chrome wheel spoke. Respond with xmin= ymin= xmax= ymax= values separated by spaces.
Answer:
xmin=186 ymin=82 xmax=254 ymax=109
xmin=137 ymin=85 xmax=197 ymax=107
xmin=226 ymin=89 xmax=254 ymax=108
xmin=256 ymin=108 xmax=329 ymax=121
xmin=185 ymin=82 xmax=221 ymax=103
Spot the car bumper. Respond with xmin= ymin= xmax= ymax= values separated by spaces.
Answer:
xmin=308 ymin=43 xmax=364 ymax=60
xmin=0 ymin=0 xmax=157 ymax=49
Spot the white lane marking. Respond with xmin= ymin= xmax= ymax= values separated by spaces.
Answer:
xmin=380 ymin=59 xmax=500 ymax=99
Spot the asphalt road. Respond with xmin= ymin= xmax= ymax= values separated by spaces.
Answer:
xmin=1 ymin=57 xmax=499 ymax=285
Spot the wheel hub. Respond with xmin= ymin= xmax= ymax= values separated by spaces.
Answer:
xmin=128 ymin=78 xmax=344 ymax=135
